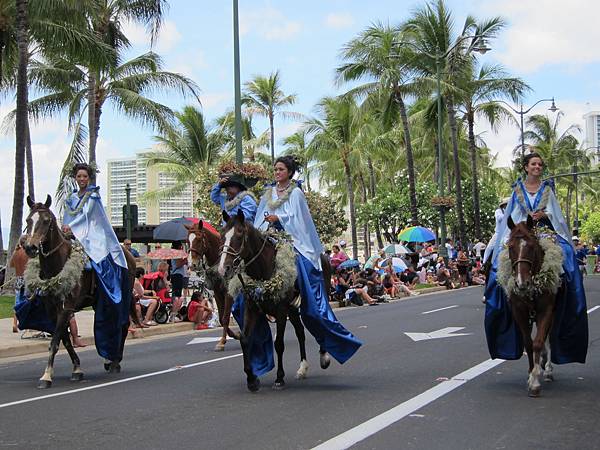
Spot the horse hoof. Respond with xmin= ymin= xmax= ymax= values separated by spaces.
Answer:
xmin=214 ymin=343 xmax=225 ymax=352
xmin=71 ymin=372 xmax=84 ymax=382
xmin=37 ymin=380 xmax=52 ymax=389
xmin=272 ymin=381 xmax=286 ymax=391
xmin=528 ymin=388 xmax=541 ymax=397
xmin=103 ymin=363 xmax=111 ymax=372
xmin=320 ymin=352 xmax=331 ymax=370
xmin=247 ymin=378 xmax=260 ymax=392
xmin=544 ymin=374 xmax=554 ymax=382
xmin=108 ymin=363 xmax=121 ymax=374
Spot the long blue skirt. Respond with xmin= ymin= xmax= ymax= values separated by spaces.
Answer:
xmin=484 ymin=236 xmax=588 ymax=364
xmin=296 ymin=254 xmax=362 ymax=364
xmin=232 ymin=293 xmax=275 ymax=376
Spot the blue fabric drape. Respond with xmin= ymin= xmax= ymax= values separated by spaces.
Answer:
xmin=485 ymin=236 xmax=588 ymax=364
xmin=14 ymin=289 xmax=55 ymax=334
xmin=91 ymin=255 xmax=131 ymax=362
xmin=296 ymin=254 xmax=362 ymax=364
xmin=231 ymin=293 xmax=274 ymax=376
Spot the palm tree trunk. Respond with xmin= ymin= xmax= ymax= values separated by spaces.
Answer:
xmin=342 ymin=153 xmax=358 ymax=259
xmin=446 ymin=99 xmax=467 ymax=248
xmin=367 ymin=157 xmax=384 ymax=248
xmin=25 ymin=120 xmax=34 ymax=201
xmin=467 ymin=108 xmax=481 ymax=240
xmin=269 ymin=113 xmax=275 ymax=163
xmin=396 ymin=93 xmax=418 ymax=225
xmin=358 ymin=174 xmax=370 ymax=258
xmin=8 ymin=0 xmax=29 ymax=260
xmin=566 ymin=186 xmax=572 ymax=231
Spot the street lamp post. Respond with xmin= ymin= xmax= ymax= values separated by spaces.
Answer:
xmin=395 ymin=35 xmax=490 ymax=260
xmin=233 ymin=0 xmax=243 ymax=164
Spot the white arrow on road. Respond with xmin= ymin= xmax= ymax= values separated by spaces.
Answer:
xmin=405 ymin=327 xmax=472 ymax=342
xmin=186 ymin=337 xmax=222 ymax=345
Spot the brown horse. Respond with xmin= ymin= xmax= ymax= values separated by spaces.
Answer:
xmin=217 ymin=209 xmax=332 ymax=392
xmin=23 ymin=195 xmax=137 ymax=389
xmin=186 ymin=221 xmax=240 ymax=351
xmin=505 ymin=216 xmax=557 ymax=397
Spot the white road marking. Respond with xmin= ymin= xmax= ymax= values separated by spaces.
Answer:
xmin=311 ymin=358 xmax=504 ymax=450
xmin=587 ymin=305 xmax=599 ymax=314
xmin=186 ymin=337 xmax=222 ymax=345
xmin=0 ymin=353 xmax=242 ymax=410
xmin=405 ymin=327 xmax=472 ymax=342
xmin=421 ymin=305 xmax=459 ymax=315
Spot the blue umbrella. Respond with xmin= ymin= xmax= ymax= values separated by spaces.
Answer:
xmin=339 ymin=259 xmax=361 ymax=269
xmin=153 ymin=217 xmax=195 ymax=242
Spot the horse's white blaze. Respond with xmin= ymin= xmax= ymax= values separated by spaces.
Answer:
xmin=28 ymin=212 xmax=40 ymax=239
xmin=296 ymin=359 xmax=309 ymax=379
xmin=516 ymin=240 xmax=527 ymax=287
xmin=188 ymin=233 xmax=196 ymax=266
xmin=218 ymin=228 xmax=235 ymax=276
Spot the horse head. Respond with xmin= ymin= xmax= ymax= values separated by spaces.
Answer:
xmin=186 ymin=220 xmax=220 ymax=270
xmin=507 ymin=215 xmax=543 ymax=294
xmin=24 ymin=195 xmax=56 ymax=258
xmin=217 ymin=209 xmax=250 ymax=279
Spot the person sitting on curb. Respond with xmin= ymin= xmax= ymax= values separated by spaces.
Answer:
xmin=336 ymin=269 xmax=378 ymax=306
xmin=187 ymin=291 xmax=214 ymax=330
xmin=132 ymin=267 xmax=159 ymax=327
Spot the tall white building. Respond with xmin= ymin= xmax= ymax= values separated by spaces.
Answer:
xmin=583 ymin=111 xmax=600 ymax=163
xmin=106 ymin=148 xmax=195 ymax=226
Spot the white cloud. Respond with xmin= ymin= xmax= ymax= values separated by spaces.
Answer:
xmin=200 ymin=92 xmax=231 ymax=111
xmin=121 ymin=20 xmax=148 ymax=47
xmin=121 ymin=20 xmax=182 ymax=52
xmin=240 ymin=6 xmax=302 ymax=41
xmin=325 ymin=12 xmax=355 ymax=29
xmin=478 ymin=0 xmax=600 ymax=73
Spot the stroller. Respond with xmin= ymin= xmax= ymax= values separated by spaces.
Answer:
xmin=140 ymin=271 xmax=173 ymax=324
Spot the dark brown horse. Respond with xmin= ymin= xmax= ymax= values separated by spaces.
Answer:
xmin=23 ymin=195 xmax=137 ymax=389
xmin=186 ymin=221 xmax=240 ymax=351
xmin=217 ymin=209 xmax=332 ymax=392
xmin=506 ymin=216 xmax=556 ymax=397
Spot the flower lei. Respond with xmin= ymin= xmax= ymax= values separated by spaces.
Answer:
xmin=497 ymin=232 xmax=563 ymax=298
xmin=224 ymin=191 xmax=257 ymax=211
xmin=64 ymin=187 xmax=99 ymax=216
xmin=24 ymin=242 xmax=88 ymax=300
xmin=263 ymin=182 xmax=297 ymax=211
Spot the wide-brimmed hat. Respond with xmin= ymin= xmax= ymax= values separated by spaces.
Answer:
xmin=499 ymin=197 xmax=511 ymax=207
xmin=572 ymin=236 xmax=580 ymax=242
xmin=220 ymin=173 xmax=248 ymax=191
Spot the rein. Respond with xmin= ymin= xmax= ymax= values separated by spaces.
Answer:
xmin=222 ymin=228 xmax=270 ymax=276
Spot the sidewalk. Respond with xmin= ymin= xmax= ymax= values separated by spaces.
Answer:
xmin=0 ymin=310 xmax=195 ymax=359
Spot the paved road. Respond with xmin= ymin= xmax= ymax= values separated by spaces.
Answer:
xmin=0 ymin=279 xmax=598 ymax=450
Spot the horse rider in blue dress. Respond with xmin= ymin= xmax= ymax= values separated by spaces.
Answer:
xmin=484 ymin=152 xmax=588 ymax=364
xmin=254 ymin=156 xmax=362 ymax=365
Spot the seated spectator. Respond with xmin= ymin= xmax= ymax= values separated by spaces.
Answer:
xmin=124 ymin=239 xmax=140 ymax=258
xmin=330 ymin=244 xmax=349 ymax=270
xmin=400 ymin=266 xmax=419 ymax=287
xmin=456 ymin=251 xmax=470 ymax=287
xmin=436 ymin=266 xmax=455 ymax=290
xmin=384 ymin=266 xmax=419 ymax=297
xmin=470 ymin=267 xmax=486 ymax=285
xmin=133 ymin=267 xmax=159 ymax=327
xmin=187 ymin=291 xmax=214 ymax=330
xmin=336 ymin=268 xmax=379 ymax=306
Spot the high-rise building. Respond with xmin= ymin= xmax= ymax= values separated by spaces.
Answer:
xmin=106 ymin=147 xmax=195 ymax=226
xmin=583 ymin=111 xmax=600 ymax=162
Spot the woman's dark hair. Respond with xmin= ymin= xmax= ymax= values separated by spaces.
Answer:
xmin=274 ymin=155 xmax=298 ymax=179
xmin=191 ymin=291 xmax=203 ymax=301
xmin=522 ymin=152 xmax=544 ymax=172
xmin=135 ymin=267 xmax=145 ymax=278
xmin=72 ymin=163 xmax=93 ymax=178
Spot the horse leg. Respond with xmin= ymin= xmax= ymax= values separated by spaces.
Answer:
xmin=240 ymin=307 xmax=260 ymax=392
xmin=38 ymin=310 xmax=69 ymax=389
xmin=224 ymin=294 xmax=241 ymax=340
xmin=530 ymin=303 xmax=555 ymax=396
xmin=273 ymin=311 xmax=288 ymax=390
xmin=542 ymin=335 xmax=554 ymax=382
xmin=319 ymin=348 xmax=331 ymax=370
xmin=60 ymin=333 xmax=83 ymax=381
xmin=511 ymin=302 xmax=534 ymax=390
xmin=289 ymin=308 xmax=309 ymax=380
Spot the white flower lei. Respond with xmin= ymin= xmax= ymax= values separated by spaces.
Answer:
xmin=263 ymin=183 xmax=297 ymax=211
xmin=224 ymin=191 xmax=257 ymax=211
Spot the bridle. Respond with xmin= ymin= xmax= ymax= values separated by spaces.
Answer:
xmin=221 ymin=226 xmax=270 ymax=276
xmin=26 ymin=209 xmax=66 ymax=258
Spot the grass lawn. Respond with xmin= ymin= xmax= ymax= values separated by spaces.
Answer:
xmin=414 ymin=283 xmax=437 ymax=290
xmin=0 ymin=295 xmax=15 ymax=319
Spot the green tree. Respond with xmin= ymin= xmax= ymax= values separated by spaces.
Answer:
xmin=581 ymin=212 xmax=600 ymax=243
xmin=243 ymin=70 xmax=299 ymax=163
xmin=305 ymin=191 xmax=348 ymax=246
xmin=283 ymin=129 xmax=312 ymax=191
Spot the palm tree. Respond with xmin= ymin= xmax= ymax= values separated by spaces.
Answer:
xmin=20 ymin=51 xmax=199 ymax=205
xmin=283 ymin=129 xmax=312 ymax=191
xmin=243 ymin=70 xmax=299 ymax=163
xmin=306 ymin=96 xmax=367 ymax=258
xmin=143 ymin=105 xmax=222 ymax=201
xmin=336 ymin=22 xmax=422 ymax=225
xmin=8 ymin=0 xmax=28 ymax=259
xmin=214 ymin=109 xmax=269 ymax=164
xmin=461 ymin=62 xmax=529 ymax=240
xmin=402 ymin=0 xmax=506 ymax=246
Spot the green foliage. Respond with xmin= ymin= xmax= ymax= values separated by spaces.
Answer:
xmin=194 ymin=168 xmax=223 ymax=228
xmin=447 ymin=179 xmax=499 ymax=241
xmin=581 ymin=212 xmax=600 ymax=243
xmin=357 ymin=178 xmax=438 ymax=243
xmin=305 ymin=191 xmax=348 ymax=246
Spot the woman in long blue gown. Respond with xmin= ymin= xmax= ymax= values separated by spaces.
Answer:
xmin=62 ymin=163 xmax=131 ymax=363
xmin=484 ymin=153 xmax=588 ymax=364
xmin=254 ymin=156 xmax=362 ymax=364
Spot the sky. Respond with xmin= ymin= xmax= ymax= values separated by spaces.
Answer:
xmin=1 ymin=0 xmax=600 ymax=242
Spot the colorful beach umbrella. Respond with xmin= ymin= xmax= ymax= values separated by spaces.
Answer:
xmin=383 ymin=243 xmax=411 ymax=255
xmin=398 ymin=226 xmax=436 ymax=243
